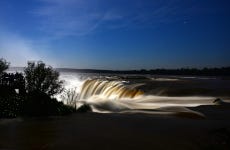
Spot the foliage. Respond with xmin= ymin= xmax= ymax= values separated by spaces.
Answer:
xmin=0 ymin=58 xmax=10 ymax=74
xmin=0 ymin=72 xmax=26 ymax=94
xmin=0 ymin=72 xmax=26 ymax=118
xmin=24 ymin=61 xmax=63 ymax=96
xmin=0 ymin=86 xmax=24 ymax=118
xmin=0 ymin=59 xmax=76 ymax=118
xmin=22 ymin=91 xmax=75 ymax=116
xmin=61 ymin=88 xmax=78 ymax=108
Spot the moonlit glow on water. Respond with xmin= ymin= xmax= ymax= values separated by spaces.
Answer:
xmin=151 ymin=78 xmax=179 ymax=81
xmin=59 ymin=73 xmax=84 ymax=94
xmin=59 ymin=73 xmax=215 ymax=116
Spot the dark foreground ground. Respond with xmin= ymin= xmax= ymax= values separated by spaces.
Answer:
xmin=1 ymin=77 xmax=230 ymax=150
xmin=1 ymin=104 xmax=230 ymax=150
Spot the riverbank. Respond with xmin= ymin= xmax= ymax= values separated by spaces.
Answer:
xmin=1 ymin=104 xmax=230 ymax=150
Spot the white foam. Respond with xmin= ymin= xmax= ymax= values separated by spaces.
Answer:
xmin=58 ymin=75 xmax=215 ymax=115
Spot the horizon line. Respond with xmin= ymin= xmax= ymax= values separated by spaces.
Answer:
xmin=8 ymin=66 xmax=230 ymax=71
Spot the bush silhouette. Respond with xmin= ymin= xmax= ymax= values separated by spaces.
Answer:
xmin=0 ymin=86 xmax=24 ymax=118
xmin=22 ymin=61 xmax=76 ymax=116
xmin=0 ymin=59 xmax=25 ymax=118
xmin=0 ymin=60 xmax=76 ymax=118
xmin=0 ymin=58 xmax=10 ymax=74
xmin=24 ymin=61 xmax=63 ymax=96
xmin=22 ymin=91 xmax=75 ymax=116
xmin=61 ymin=88 xmax=78 ymax=108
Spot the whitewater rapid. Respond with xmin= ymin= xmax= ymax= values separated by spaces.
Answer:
xmin=58 ymin=73 xmax=215 ymax=117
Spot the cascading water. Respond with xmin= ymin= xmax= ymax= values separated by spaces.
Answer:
xmin=78 ymin=79 xmax=144 ymax=100
xmin=75 ymin=79 xmax=214 ymax=117
xmin=59 ymin=74 xmax=215 ymax=118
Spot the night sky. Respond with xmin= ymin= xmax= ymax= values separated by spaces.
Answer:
xmin=0 ymin=0 xmax=229 ymax=70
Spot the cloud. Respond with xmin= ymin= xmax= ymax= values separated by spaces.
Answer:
xmin=0 ymin=30 xmax=56 ymax=67
xmin=32 ymin=0 xmax=193 ymax=37
xmin=33 ymin=0 xmax=106 ymax=36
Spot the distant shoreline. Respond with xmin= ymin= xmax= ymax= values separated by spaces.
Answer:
xmin=8 ymin=66 xmax=230 ymax=76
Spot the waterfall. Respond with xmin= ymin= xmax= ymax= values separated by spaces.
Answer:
xmin=74 ymin=79 xmax=214 ymax=117
xmin=59 ymin=75 xmax=215 ymax=118
xmin=78 ymin=79 xmax=144 ymax=100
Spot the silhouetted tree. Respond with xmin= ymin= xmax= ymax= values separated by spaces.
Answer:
xmin=0 ymin=59 xmax=26 ymax=118
xmin=24 ymin=61 xmax=63 ymax=96
xmin=0 ymin=58 xmax=10 ymax=75
xmin=22 ymin=90 xmax=75 ymax=116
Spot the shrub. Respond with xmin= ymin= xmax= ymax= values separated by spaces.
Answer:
xmin=0 ymin=86 xmax=24 ymax=118
xmin=0 ymin=60 xmax=76 ymax=118
xmin=0 ymin=58 xmax=10 ymax=75
xmin=24 ymin=61 xmax=63 ymax=96
xmin=61 ymin=88 xmax=78 ymax=108
xmin=22 ymin=91 xmax=75 ymax=116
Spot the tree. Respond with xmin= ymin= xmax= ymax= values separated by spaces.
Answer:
xmin=24 ymin=61 xmax=63 ymax=96
xmin=0 ymin=58 xmax=10 ymax=74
